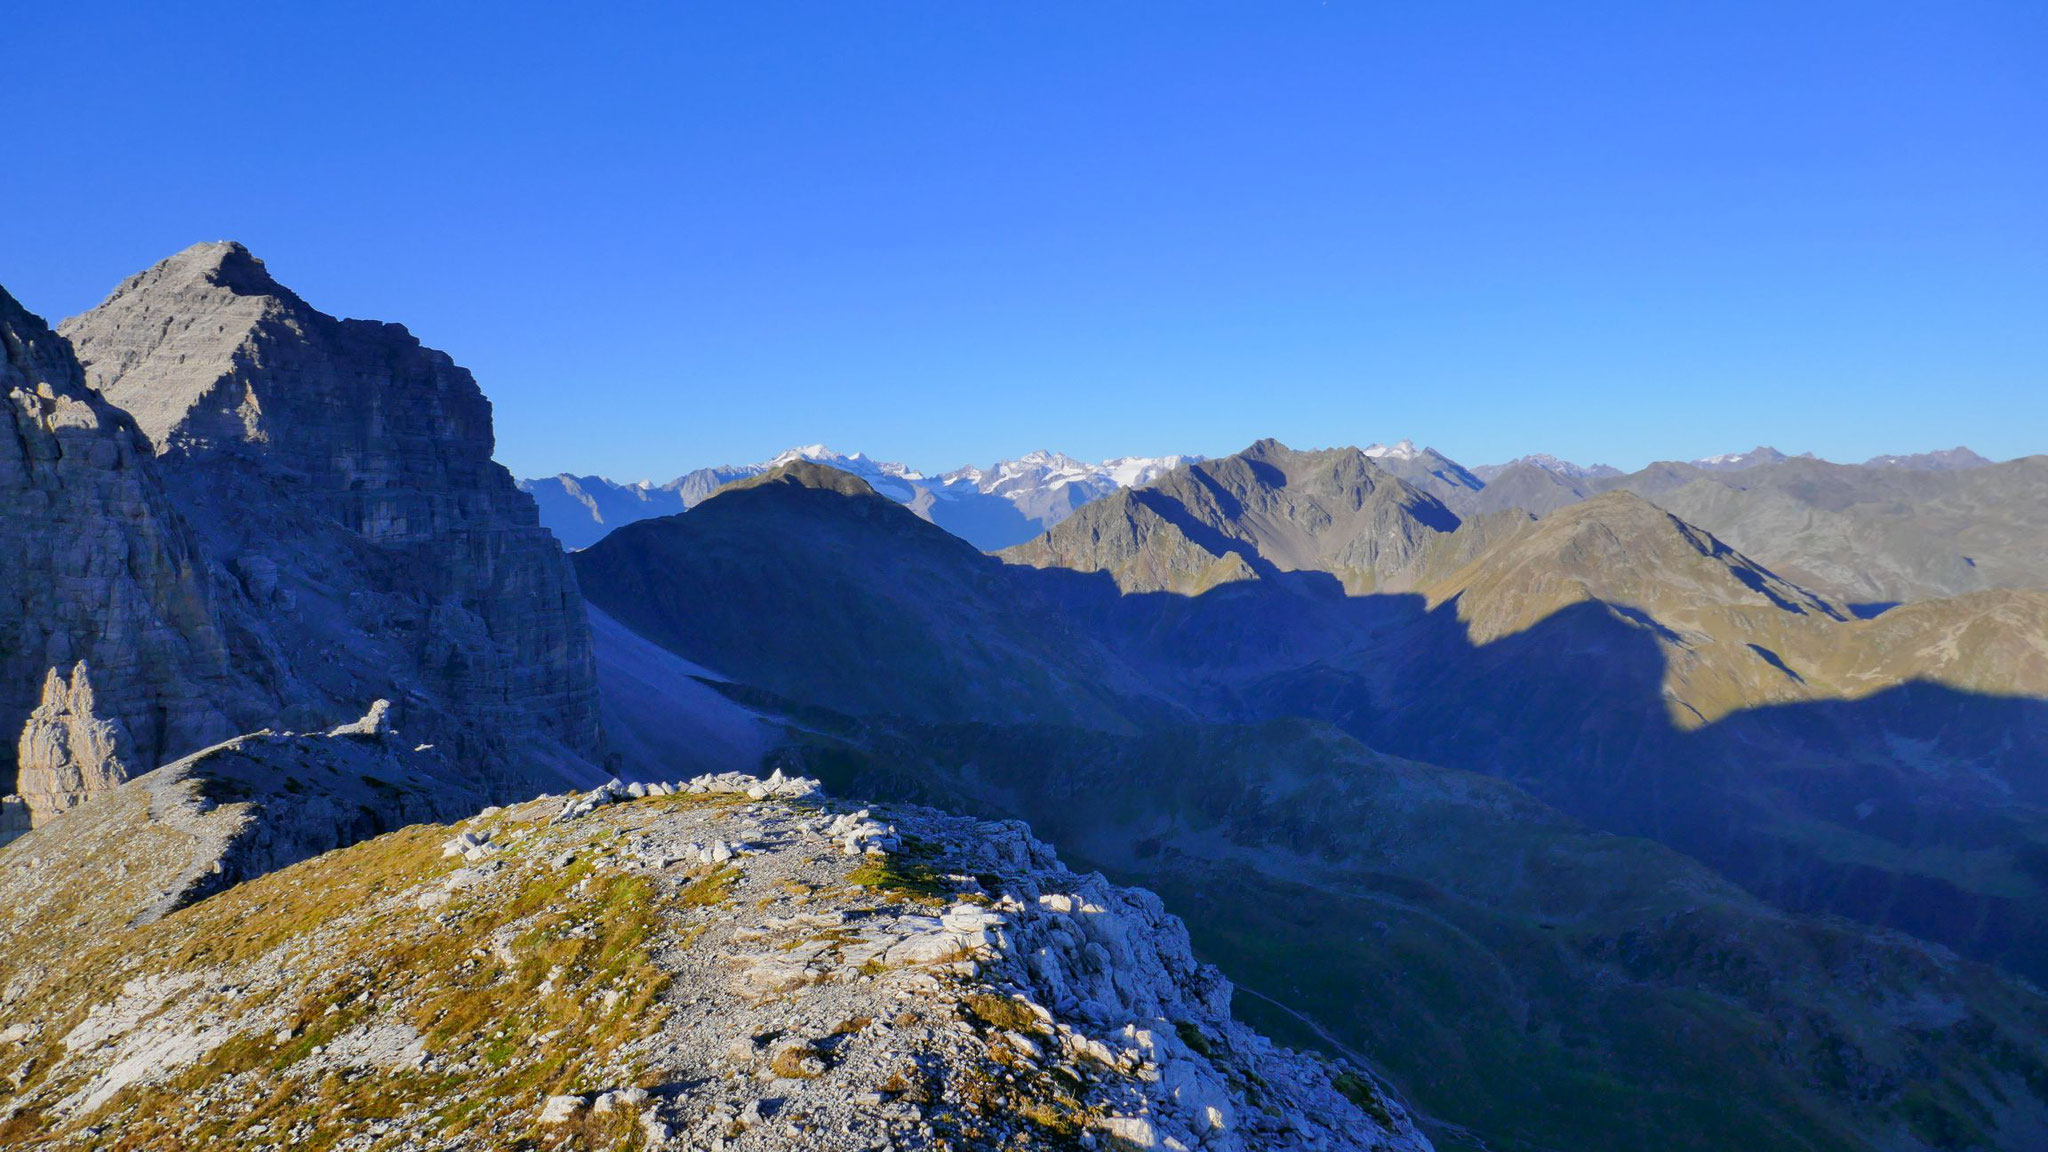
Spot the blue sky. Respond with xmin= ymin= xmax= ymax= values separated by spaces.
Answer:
xmin=5 ymin=2 xmax=2042 ymax=480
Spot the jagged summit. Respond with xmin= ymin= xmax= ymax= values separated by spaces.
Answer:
xmin=1003 ymin=439 xmax=1461 ymax=595
xmin=110 ymin=239 xmax=293 ymax=301
xmin=1470 ymin=453 xmax=1623 ymax=482
xmin=64 ymin=241 xmax=484 ymax=468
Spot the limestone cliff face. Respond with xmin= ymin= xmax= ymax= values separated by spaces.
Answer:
xmin=0 ymin=287 xmax=259 ymax=803
xmin=61 ymin=243 xmax=604 ymax=791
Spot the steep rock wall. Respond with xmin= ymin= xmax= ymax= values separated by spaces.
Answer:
xmin=61 ymin=243 xmax=604 ymax=792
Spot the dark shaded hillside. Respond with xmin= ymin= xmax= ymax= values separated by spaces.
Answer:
xmin=578 ymin=455 xmax=2048 ymax=1152
xmin=573 ymin=460 xmax=1170 ymax=731
xmin=758 ymin=701 xmax=2048 ymax=1152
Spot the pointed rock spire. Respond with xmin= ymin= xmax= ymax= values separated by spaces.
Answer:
xmin=15 ymin=661 xmax=136 ymax=826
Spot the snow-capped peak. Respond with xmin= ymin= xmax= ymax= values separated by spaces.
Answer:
xmin=765 ymin=444 xmax=927 ymax=482
xmin=1103 ymin=455 xmax=1194 ymax=488
xmin=933 ymin=452 xmax=1197 ymax=496
xmin=1363 ymin=439 xmax=1424 ymax=462
xmin=1688 ymin=446 xmax=1818 ymax=472
xmin=1515 ymin=454 xmax=1620 ymax=479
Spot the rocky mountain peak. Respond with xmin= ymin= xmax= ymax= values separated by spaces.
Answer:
xmin=1690 ymin=445 xmax=1822 ymax=471
xmin=147 ymin=239 xmax=289 ymax=299
xmin=1863 ymin=445 xmax=1994 ymax=470
xmin=55 ymin=245 xmax=605 ymax=792
xmin=1238 ymin=436 xmax=1293 ymax=462
xmin=63 ymin=242 xmax=498 ymax=488
xmin=1471 ymin=453 xmax=1623 ymax=482
xmin=1429 ymin=490 xmax=1846 ymax=647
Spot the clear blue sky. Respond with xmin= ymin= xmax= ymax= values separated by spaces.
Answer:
xmin=5 ymin=2 xmax=2042 ymax=480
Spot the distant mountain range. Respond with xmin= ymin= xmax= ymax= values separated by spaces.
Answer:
xmin=522 ymin=445 xmax=1196 ymax=550
xmin=528 ymin=442 xmax=2018 ymax=599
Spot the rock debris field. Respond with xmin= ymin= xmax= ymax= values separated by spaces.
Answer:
xmin=0 ymin=771 xmax=1428 ymax=1151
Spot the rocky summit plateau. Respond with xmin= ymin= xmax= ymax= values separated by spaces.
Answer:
xmin=4 ymin=239 xmax=2047 ymax=1152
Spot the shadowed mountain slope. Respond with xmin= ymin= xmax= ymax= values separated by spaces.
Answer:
xmin=573 ymin=461 xmax=1170 ymax=731
xmin=576 ymin=454 xmax=2048 ymax=1152
xmin=800 ymin=714 xmax=2048 ymax=1152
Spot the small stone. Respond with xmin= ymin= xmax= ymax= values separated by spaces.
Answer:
xmin=539 ymin=1094 xmax=587 ymax=1124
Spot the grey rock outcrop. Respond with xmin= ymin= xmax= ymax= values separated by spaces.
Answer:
xmin=0 ymin=285 xmax=258 ymax=799
xmin=14 ymin=663 xmax=134 ymax=827
xmin=61 ymin=242 xmax=604 ymax=794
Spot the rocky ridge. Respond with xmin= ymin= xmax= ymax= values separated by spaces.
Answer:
xmin=0 ymin=770 xmax=1427 ymax=1151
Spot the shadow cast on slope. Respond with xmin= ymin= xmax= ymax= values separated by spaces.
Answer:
xmin=998 ymin=558 xmax=2048 ymax=986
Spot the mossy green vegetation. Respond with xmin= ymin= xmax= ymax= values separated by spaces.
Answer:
xmin=845 ymin=838 xmax=953 ymax=906
xmin=678 ymin=862 xmax=741 ymax=907
xmin=960 ymin=993 xmax=1049 ymax=1037
xmin=4 ymin=804 xmax=684 ymax=1151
